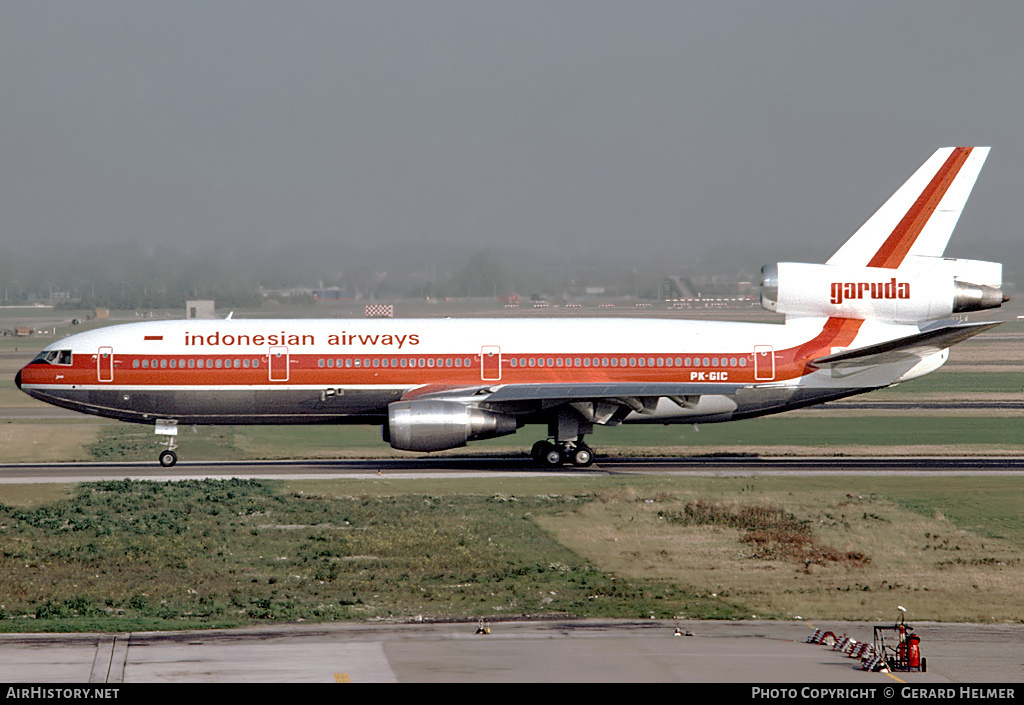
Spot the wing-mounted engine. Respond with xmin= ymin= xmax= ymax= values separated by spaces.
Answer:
xmin=760 ymin=257 xmax=1005 ymax=322
xmin=386 ymin=400 xmax=518 ymax=452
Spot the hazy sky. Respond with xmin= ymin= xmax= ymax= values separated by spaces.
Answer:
xmin=2 ymin=1 xmax=1023 ymax=278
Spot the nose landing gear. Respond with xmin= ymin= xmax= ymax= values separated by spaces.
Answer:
xmin=155 ymin=419 xmax=179 ymax=467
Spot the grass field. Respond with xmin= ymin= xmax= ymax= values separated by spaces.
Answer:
xmin=0 ymin=475 xmax=1021 ymax=632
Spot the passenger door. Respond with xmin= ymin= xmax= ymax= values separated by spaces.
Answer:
xmin=481 ymin=346 xmax=501 ymax=381
xmin=97 ymin=347 xmax=114 ymax=382
xmin=269 ymin=346 xmax=289 ymax=381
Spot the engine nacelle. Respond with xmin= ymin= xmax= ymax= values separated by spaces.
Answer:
xmin=760 ymin=257 xmax=1004 ymax=322
xmin=386 ymin=400 xmax=518 ymax=452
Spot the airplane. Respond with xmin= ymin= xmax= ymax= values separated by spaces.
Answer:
xmin=16 ymin=147 xmax=1007 ymax=468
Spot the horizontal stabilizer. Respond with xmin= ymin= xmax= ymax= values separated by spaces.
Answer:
xmin=812 ymin=320 xmax=1001 ymax=368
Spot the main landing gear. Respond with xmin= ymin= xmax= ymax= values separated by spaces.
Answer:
xmin=530 ymin=439 xmax=595 ymax=468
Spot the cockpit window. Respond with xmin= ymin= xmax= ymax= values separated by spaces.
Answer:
xmin=31 ymin=349 xmax=73 ymax=366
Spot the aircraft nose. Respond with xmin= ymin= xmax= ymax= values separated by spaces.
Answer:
xmin=15 ymin=368 xmax=22 ymax=390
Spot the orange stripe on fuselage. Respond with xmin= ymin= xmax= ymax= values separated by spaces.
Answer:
xmin=866 ymin=147 xmax=972 ymax=269
xmin=785 ymin=317 xmax=864 ymax=376
xmin=19 ymin=318 xmax=865 ymax=391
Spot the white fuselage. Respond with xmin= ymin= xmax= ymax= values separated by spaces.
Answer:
xmin=17 ymin=315 xmax=931 ymax=427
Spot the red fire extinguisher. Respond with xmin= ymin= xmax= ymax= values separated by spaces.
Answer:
xmin=907 ymin=634 xmax=921 ymax=669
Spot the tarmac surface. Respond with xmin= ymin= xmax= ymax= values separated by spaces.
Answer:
xmin=0 ymin=619 xmax=1021 ymax=683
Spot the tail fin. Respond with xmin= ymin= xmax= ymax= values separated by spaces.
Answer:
xmin=761 ymin=147 xmax=1004 ymax=323
xmin=827 ymin=147 xmax=989 ymax=269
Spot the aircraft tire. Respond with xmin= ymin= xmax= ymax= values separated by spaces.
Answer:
xmin=571 ymin=446 xmax=594 ymax=467
xmin=531 ymin=440 xmax=551 ymax=462
xmin=541 ymin=446 xmax=564 ymax=468
xmin=158 ymin=450 xmax=178 ymax=468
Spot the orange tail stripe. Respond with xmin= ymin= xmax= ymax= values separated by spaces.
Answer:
xmin=867 ymin=147 xmax=972 ymax=269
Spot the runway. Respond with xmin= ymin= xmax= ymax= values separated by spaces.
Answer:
xmin=1 ymin=619 xmax=1021 ymax=683
xmin=1 ymin=454 xmax=1023 ymax=483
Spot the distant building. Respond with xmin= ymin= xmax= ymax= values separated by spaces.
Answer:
xmin=186 ymin=300 xmax=216 ymax=319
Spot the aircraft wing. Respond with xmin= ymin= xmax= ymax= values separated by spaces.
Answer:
xmin=811 ymin=320 xmax=1001 ymax=368
xmin=401 ymin=381 xmax=746 ymax=421
xmin=481 ymin=382 xmax=745 ymax=403
xmin=403 ymin=382 xmax=744 ymax=403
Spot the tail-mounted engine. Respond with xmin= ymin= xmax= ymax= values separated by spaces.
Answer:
xmin=386 ymin=400 xmax=518 ymax=452
xmin=760 ymin=257 xmax=1005 ymax=322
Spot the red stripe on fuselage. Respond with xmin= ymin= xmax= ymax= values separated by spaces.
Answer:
xmin=18 ymin=319 xmax=865 ymax=390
